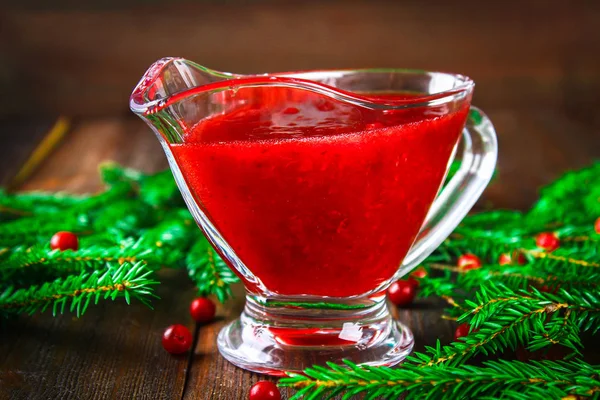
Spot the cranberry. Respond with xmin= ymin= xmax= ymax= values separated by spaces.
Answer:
xmin=458 ymin=254 xmax=482 ymax=271
xmin=454 ymin=323 xmax=477 ymax=341
xmin=387 ymin=280 xmax=416 ymax=307
xmin=535 ymin=232 xmax=560 ymax=252
xmin=249 ymin=381 xmax=281 ymax=400
xmin=50 ymin=231 xmax=79 ymax=251
xmin=190 ymin=297 xmax=216 ymax=323
xmin=162 ymin=324 xmax=192 ymax=354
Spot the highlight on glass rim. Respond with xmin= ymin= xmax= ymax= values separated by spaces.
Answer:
xmin=2 ymin=2 xmax=599 ymax=399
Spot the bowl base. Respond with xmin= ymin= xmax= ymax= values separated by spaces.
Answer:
xmin=216 ymin=295 xmax=414 ymax=376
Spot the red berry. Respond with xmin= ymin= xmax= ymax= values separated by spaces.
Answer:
xmin=454 ymin=323 xmax=474 ymax=341
xmin=498 ymin=253 xmax=512 ymax=265
xmin=190 ymin=297 xmax=216 ymax=323
xmin=535 ymin=232 xmax=560 ymax=252
xmin=411 ymin=267 xmax=428 ymax=279
xmin=515 ymin=252 xmax=527 ymax=265
xmin=595 ymin=217 xmax=600 ymax=234
xmin=457 ymin=254 xmax=481 ymax=271
xmin=406 ymin=276 xmax=420 ymax=289
xmin=387 ymin=280 xmax=416 ymax=307
xmin=162 ymin=324 xmax=192 ymax=354
xmin=498 ymin=252 xmax=527 ymax=266
xmin=50 ymin=231 xmax=79 ymax=251
xmin=249 ymin=381 xmax=281 ymax=400
xmin=540 ymin=284 xmax=560 ymax=294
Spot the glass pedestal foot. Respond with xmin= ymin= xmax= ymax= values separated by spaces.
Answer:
xmin=216 ymin=295 xmax=414 ymax=376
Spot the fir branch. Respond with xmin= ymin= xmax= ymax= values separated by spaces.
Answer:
xmin=279 ymin=359 xmax=600 ymax=400
xmin=98 ymin=161 xmax=144 ymax=185
xmin=418 ymin=274 xmax=459 ymax=299
xmin=0 ymin=181 xmax=135 ymax=248
xmin=563 ymin=234 xmax=600 ymax=243
xmin=459 ymin=210 xmax=524 ymax=229
xmin=0 ymin=244 xmax=155 ymax=285
xmin=73 ymin=181 xmax=135 ymax=211
xmin=0 ymin=215 xmax=90 ymax=247
xmin=422 ymin=262 xmax=600 ymax=296
xmin=186 ymin=239 xmax=239 ymax=302
xmin=137 ymin=211 xmax=198 ymax=250
xmin=90 ymin=199 xmax=158 ymax=234
xmin=99 ymin=162 xmax=183 ymax=209
xmin=525 ymin=249 xmax=600 ymax=269
xmin=0 ymin=262 xmax=158 ymax=317
xmin=432 ymin=235 xmax=517 ymax=264
xmin=0 ymin=189 xmax=86 ymax=217
xmin=528 ymin=309 xmax=582 ymax=353
xmin=0 ymin=163 xmax=230 ymax=316
xmin=528 ymin=162 xmax=600 ymax=225
xmin=421 ymin=283 xmax=600 ymax=366
xmin=139 ymin=169 xmax=184 ymax=207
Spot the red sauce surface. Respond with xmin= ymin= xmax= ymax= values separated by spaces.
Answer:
xmin=170 ymin=86 xmax=469 ymax=297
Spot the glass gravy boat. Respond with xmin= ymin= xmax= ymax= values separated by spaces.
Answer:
xmin=130 ymin=57 xmax=497 ymax=375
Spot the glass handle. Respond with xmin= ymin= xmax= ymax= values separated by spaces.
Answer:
xmin=398 ymin=107 xmax=498 ymax=275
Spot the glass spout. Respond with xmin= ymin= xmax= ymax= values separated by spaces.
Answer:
xmin=130 ymin=57 xmax=240 ymax=143
xmin=131 ymin=58 xmax=474 ymax=145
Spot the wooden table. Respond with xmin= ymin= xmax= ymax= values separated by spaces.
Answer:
xmin=1 ymin=110 xmax=599 ymax=399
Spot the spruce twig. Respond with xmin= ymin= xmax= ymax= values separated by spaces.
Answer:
xmin=0 ymin=262 xmax=158 ymax=317
xmin=0 ymin=244 xmax=154 ymax=285
xmin=186 ymin=239 xmax=239 ymax=303
xmin=279 ymin=359 xmax=600 ymax=400
xmin=418 ymin=283 xmax=600 ymax=367
xmin=0 ymin=163 xmax=236 ymax=317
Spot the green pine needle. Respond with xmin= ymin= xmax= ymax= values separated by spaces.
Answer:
xmin=0 ymin=262 xmax=158 ymax=317
xmin=186 ymin=239 xmax=240 ymax=303
xmin=279 ymin=359 xmax=600 ymax=400
xmin=0 ymin=189 xmax=86 ymax=218
xmin=415 ymin=282 xmax=600 ymax=367
xmin=0 ymin=163 xmax=236 ymax=318
xmin=0 ymin=243 xmax=154 ymax=285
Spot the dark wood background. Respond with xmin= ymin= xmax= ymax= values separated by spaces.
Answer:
xmin=1 ymin=0 xmax=599 ymax=119
xmin=1 ymin=1 xmax=599 ymax=399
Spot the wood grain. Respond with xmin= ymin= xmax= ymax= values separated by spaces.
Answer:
xmin=0 ymin=118 xmax=61 ymax=187
xmin=17 ymin=118 xmax=167 ymax=193
xmin=0 ymin=270 xmax=194 ymax=400
xmin=1 ymin=0 xmax=599 ymax=116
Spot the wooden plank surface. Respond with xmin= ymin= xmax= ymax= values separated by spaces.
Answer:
xmin=0 ymin=270 xmax=192 ymax=400
xmin=1 ymin=109 xmax=599 ymax=399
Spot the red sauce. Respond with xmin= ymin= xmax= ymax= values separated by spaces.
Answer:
xmin=170 ymin=86 xmax=469 ymax=297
